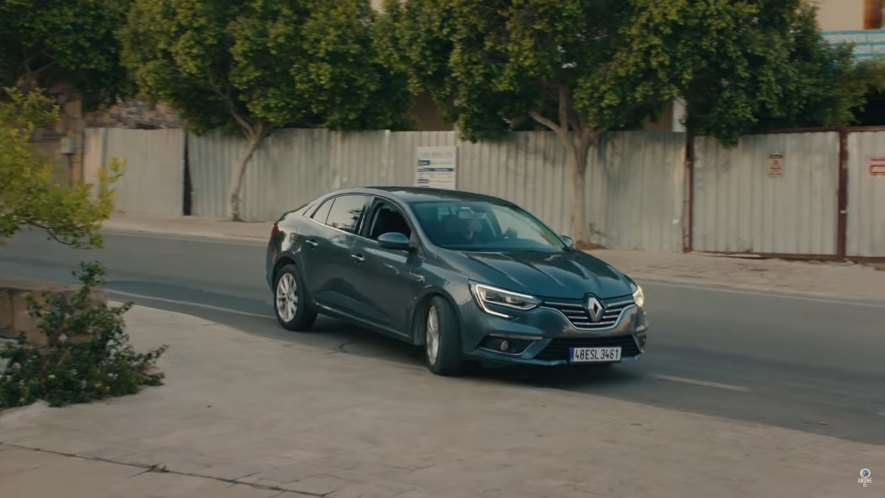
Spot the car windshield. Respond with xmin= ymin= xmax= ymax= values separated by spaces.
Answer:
xmin=411 ymin=201 xmax=567 ymax=252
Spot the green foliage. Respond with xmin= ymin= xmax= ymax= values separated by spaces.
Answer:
xmin=0 ymin=88 xmax=120 ymax=248
xmin=378 ymin=0 xmax=881 ymax=145
xmin=374 ymin=0 xmax=458 ymax=123
xmin=0 ymin=262 xmax=167 ymax=408
xmin=378 ymin=0 xmax=667 ymax=142
xmin=0 ymin=0 xmax=133 ymax=107
xmin=639 ymin=0 xmax=884 ymax=144
xmin=119 ymin=0 xmax=412 ymax=135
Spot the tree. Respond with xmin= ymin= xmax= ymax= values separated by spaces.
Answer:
xmin=0 ymin=0 xmax=133 ymax=107
xmin=120 ymin=0 xmax=412 ymax=221
xmin=378 ymin=0 xmax=882 ymax=242
xmin=0 ymin=88 xmax=119 ymax=248
xmin=633 ymin=0 xmax=885 ymax=144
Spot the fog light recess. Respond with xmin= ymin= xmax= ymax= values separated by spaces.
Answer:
xmin=480 ymin=336 xmax=533 ymax=355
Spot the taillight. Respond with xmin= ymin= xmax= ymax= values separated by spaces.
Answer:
xmin=270 ymin=223 xmax=279 ymax=239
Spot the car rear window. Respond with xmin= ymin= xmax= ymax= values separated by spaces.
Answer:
xmin=326 ymin=195 xmax=368 ymax=233
xmin=311 ymin=198 xmax=333 ymax=223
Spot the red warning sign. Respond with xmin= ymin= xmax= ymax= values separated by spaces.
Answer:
xmin=870 ymin=156 xmax=885 ymax=176
xmin=767 ymin=154 xmax=783 ymax=177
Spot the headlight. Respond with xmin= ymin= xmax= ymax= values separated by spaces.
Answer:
xmin=469 ymin=282 xmax=540 ymax=318
xmin=631 ymin=283 xmax=645 ymax=309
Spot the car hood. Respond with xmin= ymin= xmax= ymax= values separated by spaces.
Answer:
xmin=456 ymin=250 xmax=634 ymax=300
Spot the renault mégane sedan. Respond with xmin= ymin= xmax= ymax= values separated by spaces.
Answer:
xmin=266 ymin=187 xmax=648 ymax=375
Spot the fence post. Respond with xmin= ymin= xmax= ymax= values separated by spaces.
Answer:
xmin=837 ymin=129 xmax=848 ymax=258
xmin=683 ymin=133 xmax=694 ymax=253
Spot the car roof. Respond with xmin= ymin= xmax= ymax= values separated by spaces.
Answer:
xmin=333 ymin=186 xmax=515 ymax=205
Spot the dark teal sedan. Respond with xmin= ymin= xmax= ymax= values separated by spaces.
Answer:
xmin=266 ymin=187 xmax=648 ymax=376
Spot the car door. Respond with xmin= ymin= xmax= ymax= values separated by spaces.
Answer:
xmin=301 ymin=194 xmax=370 ymax=313
xmin=349 ymin=197 xmax=427 ymax=337
xmin=298 ymin=195 xmax=335 ymax=291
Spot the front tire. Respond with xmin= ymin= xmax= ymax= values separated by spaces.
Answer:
xmin=274 ymin=264 xmax=317 ymax=331
xmin=423 ymin=296 xmax=463 ymax=376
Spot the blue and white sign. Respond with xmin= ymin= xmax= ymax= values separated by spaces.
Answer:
xmin=822 ymin=29 xmax=885 ymax=60
xmin=416 ymin=146 xmax=457 ymax=190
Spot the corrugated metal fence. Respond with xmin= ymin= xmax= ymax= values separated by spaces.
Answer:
xmin=83 ymin=128 xmax=185 ymax=216
xmin=693 ymin=132 xmax=840 ymax=255
xmin=83 ymin=126 xmax=885 ymax=257
xmin=184 ymin=129 xmax=687 ymax=252
xmin=846 ymin=131 xmax=885 ymax=257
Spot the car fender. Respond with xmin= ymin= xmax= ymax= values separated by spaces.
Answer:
xmin=407 ymin=272 xmax=474 ymax=346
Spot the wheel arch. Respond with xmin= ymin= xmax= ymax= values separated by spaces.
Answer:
xmin=410 ymin=287 xmax=464 ymax=346
xmin=272 ymin=255 xmax=297 ymax=285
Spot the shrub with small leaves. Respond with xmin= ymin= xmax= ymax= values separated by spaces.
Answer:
xmin=0 ymin=262 xmax=167 ymax=408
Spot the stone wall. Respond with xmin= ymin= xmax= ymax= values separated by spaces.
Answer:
xmin=31 ymin=85 xmax=184 ymax=183
xmin=84 ymin=98 xmax=182 ymax=130
xmin=0 ymin=277 xmax=108 ymax=348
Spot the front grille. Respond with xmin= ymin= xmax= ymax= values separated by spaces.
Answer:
xmin=545 ymin=298 xmax=633 ymax=329
xmin=535 ymin=335 xmax=640 ymax=362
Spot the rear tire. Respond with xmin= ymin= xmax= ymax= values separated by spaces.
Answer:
xmin=423 ymin=296 xmax=463 ymax=376
xmin=273 ymin=264 xmax=317 ymax=331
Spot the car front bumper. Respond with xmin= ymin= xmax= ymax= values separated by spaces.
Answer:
xmin=459 ymin=297 xmax=649 ymax=367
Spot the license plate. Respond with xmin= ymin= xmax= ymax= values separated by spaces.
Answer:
xmin=570 ymin=347 xmax=622 ymax=363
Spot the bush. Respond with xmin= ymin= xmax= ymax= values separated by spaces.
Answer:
xmin=0 ymin=262 xmax=167 ymax=408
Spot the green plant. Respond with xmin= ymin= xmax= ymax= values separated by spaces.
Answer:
xmin=0 ymin=87 xmax=121 ymax=248
xmin=0 ymin=261 xmax=167 ymax=408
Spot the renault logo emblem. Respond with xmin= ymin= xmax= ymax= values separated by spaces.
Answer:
xmin=586 ymin=297 xmax=605 ymax=322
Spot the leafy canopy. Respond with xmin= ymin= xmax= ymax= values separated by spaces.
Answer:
xmin=379 ymin=0 xmax=885 ymax=145
xmin=120 ymin=0 xmax=412 ymax=136
xmin=379 ymin=0 xmax=678 ymax=142
xmin=0 ymin=88 xmax=119 ymax=248
xmin=631 ymin=0 xmax=885 ymax=144
xmin=0 ymin=0 xmax=133 ymax=107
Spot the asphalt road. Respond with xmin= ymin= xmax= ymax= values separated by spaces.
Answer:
xmin=2 ymin=229 xmax=884 ymax=444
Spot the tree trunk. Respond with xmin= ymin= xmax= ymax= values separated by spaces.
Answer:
xmin=227 ymin=125 xmax=267 ymax=221
xmin=528 ymin=86 xmax=596 ymax=244
xmin=567 ymin=140 xmax=592 ymax=243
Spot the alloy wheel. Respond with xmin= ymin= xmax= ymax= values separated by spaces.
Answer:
xmin=276 ymin=273 xmax=298 ymax=322
xmin=426 ymin=305 xmax=440 ymax=365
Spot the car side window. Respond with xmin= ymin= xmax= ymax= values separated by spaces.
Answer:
xmin=311 ymin=198 xmax=333 ymax=223
xmin=326 ymin=195 xmax=368 ymax=233
xmin=368 ymin=201 xmax=412 ymax=240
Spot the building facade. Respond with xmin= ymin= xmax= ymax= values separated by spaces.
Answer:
xmin=815 ymin=0 xmax=880 ymax=31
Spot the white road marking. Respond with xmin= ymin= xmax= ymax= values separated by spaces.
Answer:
xmin=642 ymin=279 xmax=885 ymax=309
xmin=103 ymin=230 xmax=265 ymax=247
xmin=108 ymin=290 xmax=275 ymax=320
xmin=653 ymin=374 xmax=751 ymax=393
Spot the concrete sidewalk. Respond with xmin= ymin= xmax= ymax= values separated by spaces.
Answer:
xmin=102 ymin=213 xmax=885 ymax=303
xmin=1 ymin=305 xmax=882 ymax=498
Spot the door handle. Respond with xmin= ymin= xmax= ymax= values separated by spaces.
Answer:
xmin=351 ymin=254 xmax=365 ymax=263
xmin=305 ymin=240 xmax=319 ymax=248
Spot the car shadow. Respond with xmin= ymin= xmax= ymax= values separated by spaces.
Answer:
xmin=310 ymin=317 xmax=643 ymax=390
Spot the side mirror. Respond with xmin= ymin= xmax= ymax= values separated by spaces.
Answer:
xmin=378 ymin=232 xmax=413 ymax=251
xmin=560 ymin=235 xmax=575 ymax=249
